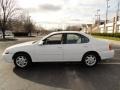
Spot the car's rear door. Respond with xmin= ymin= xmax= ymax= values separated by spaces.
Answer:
xmin=63 ymin=33 xmax=90 ymax=61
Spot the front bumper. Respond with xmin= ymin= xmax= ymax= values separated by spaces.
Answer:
xmin=2 ymin=53 xmax=13 ymax=63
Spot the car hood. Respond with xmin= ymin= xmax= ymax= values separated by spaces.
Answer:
xmin=6 ymin=41 xmax=34 ymax=50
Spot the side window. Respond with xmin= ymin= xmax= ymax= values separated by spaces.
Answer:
xmin=44 ymin=34 xmax=63 ymax=45
xmin=66 ymin=33 xmax=89 ymax=44
xmin=66 ymin=34 xmax=81 ymax=44
xmin=81 ymin=35 xmax=89 ymax=43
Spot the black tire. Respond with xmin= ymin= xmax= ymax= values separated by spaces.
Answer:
xmin=82 ymin=53 xmax=99 ymax=67
xmin=13 ymin=53 xmax=32 ymax=69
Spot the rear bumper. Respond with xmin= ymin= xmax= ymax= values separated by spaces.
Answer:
xmin=99 ymin=50 xmax=114 ymax=60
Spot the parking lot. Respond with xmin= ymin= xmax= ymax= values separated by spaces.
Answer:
xmin=0 ymin=36 xmax=120 ymax=90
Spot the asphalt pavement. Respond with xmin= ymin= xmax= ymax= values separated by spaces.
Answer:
xmin=0 ymin=37 xmax=120 ymax=90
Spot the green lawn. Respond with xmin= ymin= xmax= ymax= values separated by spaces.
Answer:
xmin=93 ymin=35 xmax=120 ymax=41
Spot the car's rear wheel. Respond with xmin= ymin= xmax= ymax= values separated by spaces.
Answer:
xmin=13 ymin=53 xmax=32 ymax=69
xmin=82 ymin=53 xmax=99 ymax=67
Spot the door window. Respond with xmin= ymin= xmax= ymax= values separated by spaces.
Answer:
xmin=66 ymin=33 xmax=89 ymax=44
xmin=44 ymin=34 xmax=63 ymax=45
xmin=66 ymin=34 xmax=81 ymax=44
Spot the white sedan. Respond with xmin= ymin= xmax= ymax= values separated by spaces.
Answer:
xmin=0 ymin=30 xmax=14 ymax=39
xmin=2 ymin=31 xmax=114 ymax=68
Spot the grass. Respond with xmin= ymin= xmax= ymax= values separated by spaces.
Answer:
xmin=93 ymin=35 xmax=120 ymax=41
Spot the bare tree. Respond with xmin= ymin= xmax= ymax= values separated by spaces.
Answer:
xmin=24 ymin=16 xmax=36 ymax=36
xmin=0 ymin=0 xmax=18 ymax=39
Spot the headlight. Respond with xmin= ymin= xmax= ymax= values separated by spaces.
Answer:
xmin=5 ymin=51 xmax=10 ymax=54
xmin=4 ymin=50 xmax=12 ymax=54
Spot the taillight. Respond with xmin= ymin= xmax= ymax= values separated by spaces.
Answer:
xmin=109 ymin=44 xmax=112 ymax=50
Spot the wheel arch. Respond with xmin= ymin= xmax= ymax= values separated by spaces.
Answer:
xmin=12 ymin=51 xmax=32 ymax=61
xmin=82 ymin=51 xmax=101 ymax=61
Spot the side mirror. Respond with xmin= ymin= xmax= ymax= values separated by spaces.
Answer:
xmin=38 ymin=41 xmax=44 ymax=46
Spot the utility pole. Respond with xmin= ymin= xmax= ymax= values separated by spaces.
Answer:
xmin=113 ymin=17 xmax=116 ymax=33
xmin=115 ymin=1 xmax=120 ymax=33
xmin=116 ymin=1 xmax=120 ymax=21
xmin=105 ymin=0 xmax=110 ymax=33
xmin=95 ymin=9 xmax=100 ymax=32
xmin=106 ymin=0 xmax=110 ymax=23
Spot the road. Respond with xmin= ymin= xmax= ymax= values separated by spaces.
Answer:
xmin=0 ymin=37 xmax=120 ymax=90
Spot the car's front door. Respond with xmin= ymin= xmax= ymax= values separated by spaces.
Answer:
xmin=34 ymin=33 xmax=64 ymax=62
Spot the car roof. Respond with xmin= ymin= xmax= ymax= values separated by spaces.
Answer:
xmin=50 ymin=31 xmax=85 ymax=34
xmin=51 ymin=31 xmax=91 ymax=36
xmin=48 ymin=31 xmax=94 ymax=39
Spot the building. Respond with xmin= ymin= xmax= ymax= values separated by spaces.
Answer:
xmin=99 ymin=21 xmax=120 ymax=33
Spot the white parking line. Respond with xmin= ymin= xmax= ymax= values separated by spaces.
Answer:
xmin=98 ymin=63 xmax=120 ymax=65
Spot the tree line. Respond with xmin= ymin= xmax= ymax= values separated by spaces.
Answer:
xmin=0 ymin=0 xmax=36 ymax=39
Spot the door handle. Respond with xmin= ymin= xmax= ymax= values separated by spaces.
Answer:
xmin=84 ymin=46 xmax=88 ymax=48
xmin=58 ymin=46 xmax=62 ymax=48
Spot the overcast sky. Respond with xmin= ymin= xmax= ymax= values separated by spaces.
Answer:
xmin=16 ymin=0 xmax=119 ymax=29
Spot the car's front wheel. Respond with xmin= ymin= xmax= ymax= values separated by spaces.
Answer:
xmin=13 ymin=53 xmax=32 ymax=69
xmin=82 ymin=53 xmax=99 ymax=67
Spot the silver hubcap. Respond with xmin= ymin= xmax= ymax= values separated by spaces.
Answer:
xmin=85 ymin=55 xmax=97 ymax=66
xmin=16 ymin=56 xmax=28 ymax=68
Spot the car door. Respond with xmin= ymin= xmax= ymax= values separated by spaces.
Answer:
xmin=63 ymin=33 xmax=90 ymax=61
xmin=34 ymin=33 xmax=64 ymax=62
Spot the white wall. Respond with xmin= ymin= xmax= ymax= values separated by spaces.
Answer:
xmin=99 ymin=21 xmax=120 ymax=33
